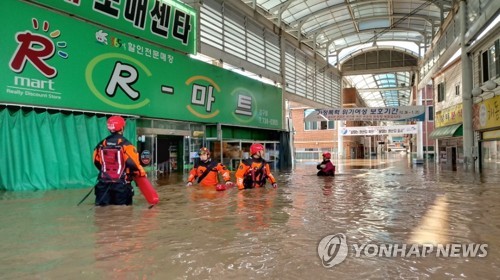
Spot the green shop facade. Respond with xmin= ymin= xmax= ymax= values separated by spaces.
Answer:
xmin=0 ymin=0 xmax=289 ymax=191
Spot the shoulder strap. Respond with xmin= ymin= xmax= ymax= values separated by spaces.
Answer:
xmin=243 ymin=158 xmax=253 ymax=166
xmin=256 ymin=159 xmax=267 ymax=182
xmin=197 ymin=160 xmax=218 ymax=183
xmin=258 ymin=159 xmax=266 ymax=171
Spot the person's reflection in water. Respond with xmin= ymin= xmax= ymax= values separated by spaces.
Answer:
xmin=186 ymin=186 xmax=232 ymax=222
xmin=321 ymin=177 xmax=335 ymax=196
xmin=235 ymin=188 xmax=277 ymax=231
xmin=93 ymin=206 xmax=159 ymax=278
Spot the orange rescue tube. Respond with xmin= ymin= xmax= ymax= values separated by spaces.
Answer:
xmin=215 ymin=184 xmax=226 ymax=191
xmin=134 ymin=176 xmax=159 ymax=205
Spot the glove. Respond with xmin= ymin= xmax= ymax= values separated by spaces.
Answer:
xmin=186 ymin=182 xmax=193 ymax=187
xmin=272 ymin=183 xmax=278 ymax=188
xmin=134 ymin=170 xmax=146 ymax=177
xmin=319 ymin=164 xmax=326 ymax=169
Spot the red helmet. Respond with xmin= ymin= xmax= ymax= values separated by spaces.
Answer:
xmin=107 ymin=116 xmax=125 ymax=132
xmin=322 ymin=152 xmax=331 ymax=159
xmin=250 ymin=143 xmax=264 ymax=155
xmin=199 ymin=147 xmax=210 ymax=156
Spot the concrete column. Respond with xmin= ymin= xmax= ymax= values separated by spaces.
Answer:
xmin=414 ymin=87 xmax=424 ymax=164
xmin=217 ymin=122 xmax=223 ymax=164
xmin=413 ymin=69 xmax=424 ymax=164
xmin=368 ymin=136 xmax=372 ymax=157
xmin=338 ymin=77 xmax=344 ymax=159
xmin=460 ymin=0 xmax=474 ymax=170
xmin=280 ymin=28 xmax=294 ymax=168
xmin=279 ymin=30 xmax=287 ymax=132
xmin=337 ymin=120 xmax=344 ymax=159
xmin=435 ymin=139 xmax=440 ymax=163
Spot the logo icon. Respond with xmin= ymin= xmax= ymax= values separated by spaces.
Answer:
xmin=317 ymin=233 xmax=348 ymax=268
xmin=96 ymin=30 xmax=108 ymax=45
xmin=10 ymin=18 xmax=68 ymax=78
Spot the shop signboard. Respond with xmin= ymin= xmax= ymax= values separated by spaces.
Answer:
xmin=0 ymin=0 xmax=282 ymax=130
xmin=477 ymin=95 xmax=500 ymax=130
xmin=435 ymin=103 xmax=463 ymax=128
xmin=29 ymin=0 xmax=197 ymax=54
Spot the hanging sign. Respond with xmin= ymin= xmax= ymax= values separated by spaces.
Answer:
xmin=339 ymin=125 xmax=418 ymax=136
xmin=316 ymin=106 xmax=425 ymax=121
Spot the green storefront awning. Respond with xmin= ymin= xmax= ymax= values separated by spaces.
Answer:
xmin=429 ymin=123 xmax=463 ymax=139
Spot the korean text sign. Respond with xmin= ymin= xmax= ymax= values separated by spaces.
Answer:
xmin=317 ymin=106 xmax=425 ymax=122
xmin=0 ymin=0 xmax=282 ymax=130
xmin=30 ymin=0 xmax=197 ymax=54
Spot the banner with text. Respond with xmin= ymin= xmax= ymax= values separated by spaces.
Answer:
xmin=477 ymin=95 xmax=500 ymax=130
xmin=339 ymin=125 xmax=418 ymax=136
xmin=317 ymin=106 xmax=425 ymax=121
xmin=435 ymin=103 xmax=463 ymax=128
xmin=29 ymin=0 xmax=197 ymax=54
xmin=0 ymin=0 xmax=282 ymax=130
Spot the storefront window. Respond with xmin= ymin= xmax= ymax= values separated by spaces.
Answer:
xmin=206 ymin=140 xmax=279 ymax=170
xmin=482 ymin=140 xmax=500 ymax=171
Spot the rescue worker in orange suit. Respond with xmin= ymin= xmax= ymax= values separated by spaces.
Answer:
xmin=235 ymin=143 xmax=278 ymax=190
xmin=92 ymin=116 xmax=146 ymax=206
xmin=186 ymin=147 xmax=232 ymax=188
xmin=317 ymin=152 xmax=335 ymax=176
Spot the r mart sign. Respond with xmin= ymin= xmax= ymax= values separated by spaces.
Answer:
xmin=0 ymin=0 xmax=282 ymax=130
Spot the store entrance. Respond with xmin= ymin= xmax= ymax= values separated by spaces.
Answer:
xmin=157 ymin=135 xmax=183 ymax=174
xmin=137 ymin=134 xmax=184 ymax=176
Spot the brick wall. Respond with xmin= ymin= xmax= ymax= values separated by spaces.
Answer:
xmin=291 ymin=108 xmax=338 ymax=151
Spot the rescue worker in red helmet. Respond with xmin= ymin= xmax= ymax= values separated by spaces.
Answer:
xmin=235 ymin=143 xmax=277 ymax=190
xmin=317 ymin=152 xmax=335 ymax=176
xmin=186 ymin=147 xmax=232 ymax=187
xmin=92 ymin=116 xmax=146 ymax=206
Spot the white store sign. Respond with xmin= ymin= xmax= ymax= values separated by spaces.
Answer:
xmin=339 ymin=125 xmax=418 ymax=136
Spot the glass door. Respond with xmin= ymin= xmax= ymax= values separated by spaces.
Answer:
xmin=184 ymin=136 xmax=204 ymax=171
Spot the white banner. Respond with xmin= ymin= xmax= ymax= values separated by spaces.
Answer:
xmin=339 ymin=125 xmax=418 ymax=136
xmin=316 ymin=106 xmax=425 ymax=121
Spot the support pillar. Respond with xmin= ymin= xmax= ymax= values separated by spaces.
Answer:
xmin=414 ymin=87 xmax=424 ymax=164
xmin=337 ymin=120 xmax=344 ymax=159
xmin=460 ymin=0 xmax=474 ymax=170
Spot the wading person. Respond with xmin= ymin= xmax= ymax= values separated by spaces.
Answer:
xmin=317 ymin=152 xmax=335 ymax=176
xmin=93 ymin=116 xmax=146 ymax=206
xmin=186 ymin=147 xmax=232 ymax=188
xmin=235 ymin=143 xmax=277 ymax=190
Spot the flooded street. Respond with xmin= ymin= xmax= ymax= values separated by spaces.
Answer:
xmin=1 ymin=155 xmax=500 ymax=279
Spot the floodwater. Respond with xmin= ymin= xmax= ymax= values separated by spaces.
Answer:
xmin=1 ymin=154 xmax=500 ymax=279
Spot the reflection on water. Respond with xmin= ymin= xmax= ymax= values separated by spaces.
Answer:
xmin=408 ymin=195 xmax=449 ymax=245
xmin=1 ymin=156 xmax=500 ymax=279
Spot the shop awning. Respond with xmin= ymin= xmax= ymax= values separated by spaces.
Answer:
xmin=429 ymin=123 xmax=463 ymax=139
